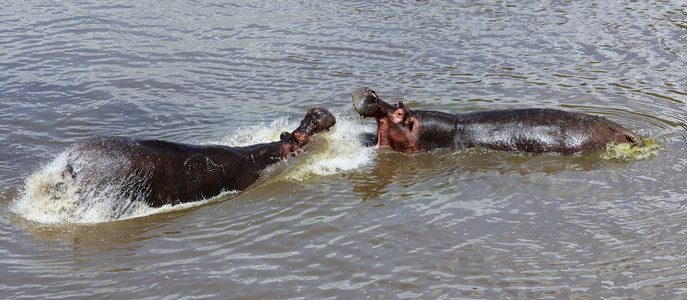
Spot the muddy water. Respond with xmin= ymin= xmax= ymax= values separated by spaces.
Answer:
xmin=1 ymin=0 xmax=686 ymax=298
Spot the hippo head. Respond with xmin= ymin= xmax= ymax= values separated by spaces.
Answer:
xmin=296 ymin=107 xmax=336 ymax=135
xmin=282 ymin=107 xmax=336 ymax=147
xmin=352 ymin=87 xmax=394 ymax=118
xmin=352 ymin=88 xmax=423 ymax=153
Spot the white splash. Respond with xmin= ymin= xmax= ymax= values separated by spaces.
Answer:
xmin=13 ymin=151 xmax=147 ymax=224
xmin=216 ymin=116 xmax=293 ymax=146
xmin=281 ymin=111 xmax=376 ymax=181
xmin=215 ymin=110 xmax=376 ymax=180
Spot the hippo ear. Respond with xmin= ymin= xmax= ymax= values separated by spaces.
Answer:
xmin=280 ymin=131 xmax=291 ymax=142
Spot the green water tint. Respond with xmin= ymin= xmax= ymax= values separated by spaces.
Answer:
xmin=277 ymin=136 xmax=660 ymax=184
xmin=601 ymin=137 xmax=660 ymax=161
xmin=273 ymin=134 xmax=342 ymax=183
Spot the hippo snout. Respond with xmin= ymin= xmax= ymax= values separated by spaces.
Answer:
xmin=308 ymin=107 xmax=336 ymax=133
xmin=352 ymin=87 xmax=383 ymax=118
xmin=293 ymin=107 xmax=336 ymax=138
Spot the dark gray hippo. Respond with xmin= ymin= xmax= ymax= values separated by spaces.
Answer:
xmin=352 ymin=87 xmax=642 ymax=154
xmin=63 ymin=108 xmax=336 ymax=207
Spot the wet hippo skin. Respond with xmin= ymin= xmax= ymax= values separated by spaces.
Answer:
xmin=63 ymin=108 xmax=336 ymax=207
xmin=352 ymin=87 xmax=642 ymax=155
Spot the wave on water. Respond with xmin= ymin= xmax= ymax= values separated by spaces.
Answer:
xmin=11 ymin=110 xmax=374 ymax=224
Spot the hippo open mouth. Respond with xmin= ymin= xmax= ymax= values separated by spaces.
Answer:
xmin=352 ymin=87 xmax=397 ymax=149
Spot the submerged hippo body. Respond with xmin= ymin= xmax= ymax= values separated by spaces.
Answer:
xmin=64 ymin=108 xmax=336 ymax=207
xmin=352 ymin=87 xmax=642 ymax=154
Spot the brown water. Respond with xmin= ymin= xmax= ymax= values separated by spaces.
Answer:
xmin=1 ymin=0 xmax=686 ymax=298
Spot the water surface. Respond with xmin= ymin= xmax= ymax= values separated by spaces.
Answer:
xmin=1 ymin=0 xmax=686 ymax=298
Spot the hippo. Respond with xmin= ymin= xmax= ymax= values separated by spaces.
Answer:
xmin=352 ymin=87 xmax=643 ymax=155
xmin=62 ymin=107 xmax=335 ymax=207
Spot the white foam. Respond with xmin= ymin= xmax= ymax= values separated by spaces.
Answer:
xmin=12 ymin=151 xmax=151 ymax=224
xmin=215 ymin=110 xmax=376 ymax=180
xmin=282 ymin=111 xmax=376 ymax=181
xmin=12 ymin=151 xmax=236 ymax=224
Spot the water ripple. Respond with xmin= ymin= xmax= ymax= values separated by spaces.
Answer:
xmin=2 ymin=0 xmax=687 ymax=298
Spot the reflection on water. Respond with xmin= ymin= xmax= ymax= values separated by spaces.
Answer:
xmin=351 ymin=140 xmax=661 ymax=203
xmin=1 ymin=0 xmax=687 ymax=298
